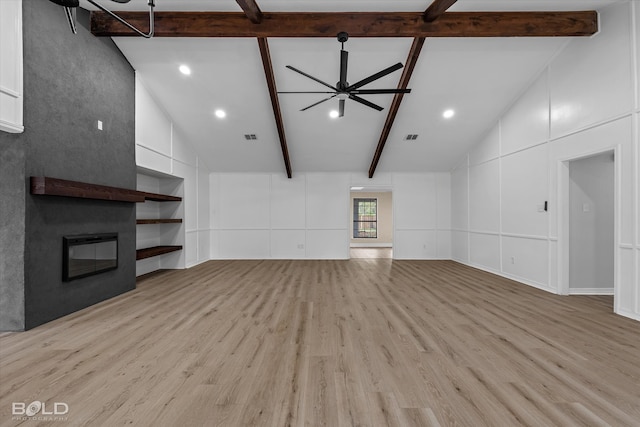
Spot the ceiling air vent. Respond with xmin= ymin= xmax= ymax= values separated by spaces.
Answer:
xmin=405 ymin=134 xmax=418 ymax=140
xmin=244 ymin=134 xmax=258 ymax=140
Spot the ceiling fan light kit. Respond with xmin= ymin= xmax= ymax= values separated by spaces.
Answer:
xmin=279 ymin=32 xmax=411 ymax=118
xmin=49 ymin=0 xmax=155 ymax=38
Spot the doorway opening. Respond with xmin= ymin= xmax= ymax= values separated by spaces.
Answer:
xmin=349 ymin=188 xmax=393 ymax=259
xmin=560 ymin=150 xmax=616 ymax=309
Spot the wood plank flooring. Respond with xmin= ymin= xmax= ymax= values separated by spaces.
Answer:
xmin=1 ymin=260 xmax=639 ymax=426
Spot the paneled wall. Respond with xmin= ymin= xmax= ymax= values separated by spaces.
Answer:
xmin=210 ymin=172 xmax=451 ymax=260
xmin=451 ymin=1 xmax=639 ymax=322
xmin=135 ymin=76 xmax=210 ymax=273
xmin=0 ymin=0 xmax=23 ymax=133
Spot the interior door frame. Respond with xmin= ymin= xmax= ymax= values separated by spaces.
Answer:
xmin=557 ymin=146 xmax=620 ymax=309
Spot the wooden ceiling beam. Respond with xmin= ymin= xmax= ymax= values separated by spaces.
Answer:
xmin=257 ymin=38 xmax=293 ymax=178
xmin=424 ymin=0 xmax=458 ymax=22
xmin=368 ymin=37 xmax=425 ymax=178
xmin=91 ymin=11 xmax=598 ymax=38
xmin=236 ymin=0 xmax=263 ymax=24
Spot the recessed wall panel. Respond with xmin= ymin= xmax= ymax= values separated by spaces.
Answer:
xmin=136 ymin=77 xmax=172 ymax=155
xmin=218 ymin=230 xmax=270 ymax=259
xmin=197 ymin=230 xmax=210 ymax=263
xmin=173 ymin=161 xmax=198 ymax=231
xmin=501 ymin=236 xmax=549 ymax=288
xmin=437 ymin=230 xmax=452 ymax=259
xmin=306 ymin=229 xmax=348 ymax=259
xmin=469 ymin=124 xmax=500 ymax=166
xmin=451 ymin=230 xmax=468 ymax=263
xmin=501 ymin=73 xmax=549 ymax=155
xmin=271 ymin=230 xmax=306 ymax=259
xmin=198 ymin=167 xmax=210 ymax=230
xmin=219 ymin=174 xmax=270 ymax=229
xmin=184 ymin=230 xmax=198 ymax=267
xmin=394 ymin=173 xmax=437 ymax=230
xmin=271 ymin=174 xmax=306 ymax=229
xmin=437 ymin=173 xmax=451 ymax=230
xmin=618 ymin=247 xmax=635 ymax=313
xmin=451 ymin=165 xmax=468 ymax=231
xmin=394 ymin=230 xmax=437 ymax=260
xmin=501 ymin=144 xmax=549 ymax=237
xmin=306 ymin=173 xmax=349 ymax=230
xmin=469 ymin=160 xmax=500 ymax=233
xmin=172 ymin=129 xmax=197 ymax=167
xmin=469 ymin=232 xmax=500 ymax=272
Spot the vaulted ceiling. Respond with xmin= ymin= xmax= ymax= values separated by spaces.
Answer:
xmin=79 ymin=0 xmax=618 ymax=177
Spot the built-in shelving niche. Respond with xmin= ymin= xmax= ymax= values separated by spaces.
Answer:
xmin=30 ymin=176 xmax=185 ymax=274
xmin=135 ymin=167 xmax=185 ymax=276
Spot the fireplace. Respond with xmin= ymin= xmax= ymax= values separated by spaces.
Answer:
xmin=63 ymin=234 xmax=118 ymax=281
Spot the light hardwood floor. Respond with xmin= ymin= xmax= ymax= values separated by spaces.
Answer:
xmin=1 ymin=260 xmax=639 ymax=426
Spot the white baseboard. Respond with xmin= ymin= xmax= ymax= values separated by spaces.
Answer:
xmin=350 ymin=243 xmax=393 ymax=248
xmin=569 ymin=287 xmax=614 ymax=295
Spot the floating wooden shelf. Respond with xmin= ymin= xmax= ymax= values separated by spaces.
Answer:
xmin=140 ymin=192 xmax=182 ymax=202
xmin=136 ymin=219 xmax=183 ymax=225
xmin=136 ymin=245 xmax=182 ymax=260
xmin=30 ymin=177 xmax=182 ymax=203
xmin=31 ymin=176 xmax=143 ymax=203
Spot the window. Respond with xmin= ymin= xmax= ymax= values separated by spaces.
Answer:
xmin=353 ymin=198 xmax=377 ymax=238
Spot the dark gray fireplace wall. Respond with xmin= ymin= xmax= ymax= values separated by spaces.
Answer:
xmin=0 ymin=142 xmax=26 ymax=331
xmin=2 ymin=0 xmax=136 ymax=330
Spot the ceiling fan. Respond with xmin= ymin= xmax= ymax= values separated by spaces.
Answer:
xmin=48 ymin=0 xmax=154 ymax=38
xmin=278 ymin=32 xmax=411 ymax=118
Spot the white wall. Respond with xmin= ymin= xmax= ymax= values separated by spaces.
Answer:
xmin=451 ymin=1 xmax=640 ymax=322
xmin=210 ymin=171 xmax=451 ymax=260
xmin=135 ymin=75 xmax=211 ymax=274
xmin=0 ymin=0 xmax=23 ymax=133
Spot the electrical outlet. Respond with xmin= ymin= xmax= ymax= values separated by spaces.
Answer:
xmin=510 ymin=256 xmax=515 ymax=264
xmin=297 ymin=244 xmax=304 ymax=249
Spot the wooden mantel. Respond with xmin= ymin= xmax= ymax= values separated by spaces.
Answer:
xmin=30 ymin=177 xmax=182 ymax=203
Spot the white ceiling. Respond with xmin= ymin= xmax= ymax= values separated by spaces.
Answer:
xmin=89 ymin=0 xmax=620 ymax=175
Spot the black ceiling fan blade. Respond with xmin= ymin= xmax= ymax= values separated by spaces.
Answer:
xmin=278 ymin=91 xmax=336 ymax=94
xmin=339 ymin=50 xmax=348 ymax=89
xmin=346 ymin=62 xmax=404 ymax=91
xmin=300 ymin=94 xmax=338 ymax=111
xmin=339 ymin=99 xmax=345 ymax=117
xmin=348 ymin=94 xmax=384 ymax=111
xmin=286 ymin=65 xmax=337 ymax=91
xmin=350 ymin=88 xmax=412 ymax=95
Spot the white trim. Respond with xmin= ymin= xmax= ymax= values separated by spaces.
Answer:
xmin=0 ymin=85 xmax=20 ymax=98
xmin=569 ymin=288 xmax=614 ymax=295
xmin=558 ymin=146 xmax=620 ymax=304
xmin=616 ymin=309 xmax=640 ymax=322
xmin=468 ymin=230 xmax=500 ymax=237
xmin=501 ymin=232 xmax=548 ymax=241
xmin=0 ymin=119 xmax=24 ymax=134
xmin=350 ymin=243 xmax=392 ymax=248
xmin=549 ymin=113 xmax=633 ymax=144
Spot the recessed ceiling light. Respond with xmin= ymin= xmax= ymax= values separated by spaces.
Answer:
xmin=179 ymin=64 xmax=191 ymax=75
xmin=351 ymin=186 xmax=364 ymax=190
xmin=214 ymin=109 xmax=226 ymax=119
xmin=329 ymin=110 xmax=339 ymax=119
xmin=443 ymin=109 xmax=455 ymax=119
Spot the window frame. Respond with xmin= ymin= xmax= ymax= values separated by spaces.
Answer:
xmin=353 ymin=198 xmax=378 ymax=239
